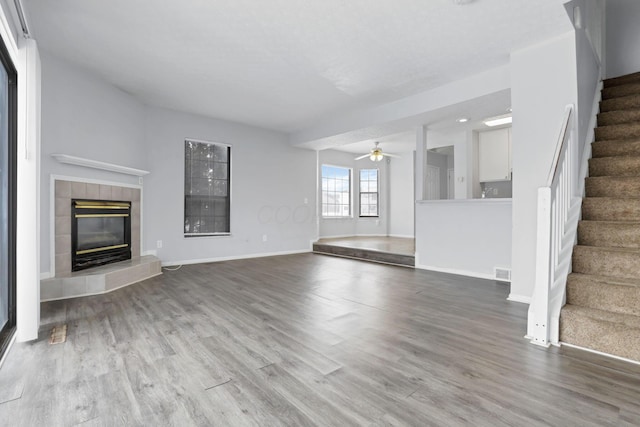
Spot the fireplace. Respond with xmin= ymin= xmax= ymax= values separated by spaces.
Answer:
xmin=71 ymin=199 xmax=132 ymax=271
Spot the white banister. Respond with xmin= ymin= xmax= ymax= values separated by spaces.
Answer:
xmin=527 ymin=104 xmax=580 ymax=347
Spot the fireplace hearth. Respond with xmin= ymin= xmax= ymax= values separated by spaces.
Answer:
xmin=71 ymin=199 xmax=132 ymax=271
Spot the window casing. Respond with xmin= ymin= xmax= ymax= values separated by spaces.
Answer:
xmin=184 ymin=140 xmax=231 ymax=236
xmin=321 ymin=165 xmax=351 ymax=217
xmin=359 ymin=169 xmax=379 ymax=217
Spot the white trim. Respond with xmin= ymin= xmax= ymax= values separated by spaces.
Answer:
xmin=508 ymin=294 xmax=532 ymax=304
xmin=40 ymin=272 xmax=53 ymax=280
xmin=185 ymin=137 xmax=231 ymax=147
xmin=49 ymin=175 xmax=144 ymax=278
xmin=40 ymin=272 xmax=163 ymax=302
xmin=51 ymin=154 xmax=150 ymax=176
xmin=560 ymin=342 xmax=640 ymax=367
xmin=388 ymin=234 xmax=415 ymax=239
xmin=415 ymin=264 xmax=495 ymax=281
xmin=162 ymin=249 xmax=312 ymax=267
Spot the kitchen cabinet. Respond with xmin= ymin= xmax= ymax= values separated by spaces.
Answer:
xmin=478 ymin=127 xmax=511 ymax=182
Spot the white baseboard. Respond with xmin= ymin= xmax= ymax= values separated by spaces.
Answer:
xmin=561 ymin=342 xmax=640 ymax=367
xmin=388 ymin=234 xmax=415 ymax=239
xmin=40 ymin=272 xmax=53 ymax=280
xmin=507 ymin=293 xmax=532 ymax=304
xmin=162 ymin=249 xmax=312 ymax=267
xmin=414 ymin=264 xmax=495 ymax=281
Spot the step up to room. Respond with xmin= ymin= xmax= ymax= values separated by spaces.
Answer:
xmin=560 ymin=304 xmax=640 ymax=361
xmin=572 ymin=245 xmax=640 ymax=280
xmin=566 ymin=273 xmax=640 ymax=317
xmin=312 ymin=242 xmax=415 ymax=267
xmin=577 ymin=220 xmax=640 ymax=248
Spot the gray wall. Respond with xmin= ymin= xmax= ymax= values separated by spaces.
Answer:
xmin=389 ymin=152 xmax=414 ymax=237
xmin=606 ymin=0 xmax=640 ymax=78
xmin=40 ymin=53 xmax=317 ymax=274
xmin=40 ymin=52 xmax=147 ymax=274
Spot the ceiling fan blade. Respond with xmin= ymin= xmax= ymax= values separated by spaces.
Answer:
xmin=384 ymin=153 xmax=401 ymax=158
xmin=354 ymin=154 xmax=370 ymax=160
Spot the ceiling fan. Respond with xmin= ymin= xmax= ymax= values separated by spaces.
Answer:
xmin=354 ymin=142 xmax=400 ymax=162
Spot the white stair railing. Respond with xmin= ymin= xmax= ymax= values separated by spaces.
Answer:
xmin=527 ymin=104 xmax=583 ymax=347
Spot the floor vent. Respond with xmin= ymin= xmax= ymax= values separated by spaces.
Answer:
xmin=49 ymin=324 xmax=67 ymax=345
xmin=494 ymin=267 xmax=511 ymax=282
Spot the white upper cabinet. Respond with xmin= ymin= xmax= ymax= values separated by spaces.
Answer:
xmin=478 ymin=128 xmax=512 ymax=182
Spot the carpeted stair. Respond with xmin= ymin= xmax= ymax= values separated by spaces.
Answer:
xmin=560 ymin=71 xmax=640 ymax=362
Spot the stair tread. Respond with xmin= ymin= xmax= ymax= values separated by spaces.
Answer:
xmin=569 ymin=272 xmax=640 ymax=288
xmin=580 ymin=219 xmax=640 ymax=225
xmin=604 ymin=72 xmax=640 ymax=88
xmin=562 ymin=304 xmax=640 ymax=328
xmin=574 ymin=244 xmax=640 ymax=254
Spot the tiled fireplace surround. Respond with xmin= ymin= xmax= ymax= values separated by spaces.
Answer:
xmin=41 ymin=179 xmax=161 ymax=300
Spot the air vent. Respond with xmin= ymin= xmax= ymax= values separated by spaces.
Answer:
xmin=494 ymin=267 xmax=511 ymax=282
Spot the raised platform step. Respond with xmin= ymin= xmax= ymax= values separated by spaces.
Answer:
xmin=600 ymin=94 xmax=640 ymax=113
xmin=572 ymin=245 xmax=640 ymax=280
xmin=41 ymin=255 xmax=162 ymax=301
xmin=604 ymin=71 xmax=640 ymax=88
xmin=578 ymin=220 xmax=640 ymax=249
xmin=592 ymin=138 xmax=640 ymax=158
xmin=582 ymin=197 xmax=640 ymax=221
xmin=602 ymin=82 xmax=640 ymax=100
xmin=566 ymin=273 xmax=640 ymax=317
xmin=598 ymin=109 xmax=640 ymax=127
xmin=589 ymin=156 xmax=640 ymax=177
xmin=586 ymin=176 xmax=640 ymax=198
xmin=312 ymin=242 xmax=414 ymax=267
xmin=560 ymin=304 xmax=640 ymax=362
xmin=595 ymin=122 xmax=640 ymax=141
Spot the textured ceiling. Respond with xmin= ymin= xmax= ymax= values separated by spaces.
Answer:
xmin=24 ymin=0 xmax=570 ymax=133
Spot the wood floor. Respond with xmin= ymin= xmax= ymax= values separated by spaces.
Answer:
xmin=1 ymin=253 xmax=639 ymax=426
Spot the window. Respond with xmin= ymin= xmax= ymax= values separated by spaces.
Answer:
xmin=322 ymin=165 xmax=351 ymax=217
xmin=184 ymin=140 xmax=231 ymax=236
xmin=359 ymin=169 xmax=379 ymax=217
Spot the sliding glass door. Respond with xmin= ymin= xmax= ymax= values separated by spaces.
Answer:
xmin=0 ymin=33 xmax=17 ymax=360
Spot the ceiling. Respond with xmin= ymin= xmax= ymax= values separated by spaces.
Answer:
xmin=24 ymin=0 xmax=571 ymax=135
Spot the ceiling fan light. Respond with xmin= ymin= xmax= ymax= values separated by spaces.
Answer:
xmin=370 ymin=152 xmax=383 ymax=162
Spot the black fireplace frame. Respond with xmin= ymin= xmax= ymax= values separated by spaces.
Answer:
xmin=71 ymin=199 xmax=132 ymax=272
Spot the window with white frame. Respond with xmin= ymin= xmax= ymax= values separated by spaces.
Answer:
xmin=321 ymin=165 xmax=351 ymax=217
xmin=184 ymin=139 xmax=231 ymax=236
xmin=359 ymin=169 xmax=379 ymax=217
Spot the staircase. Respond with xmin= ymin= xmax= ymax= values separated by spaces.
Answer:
xmin=560 ymin=71 xmax=640 ymax=361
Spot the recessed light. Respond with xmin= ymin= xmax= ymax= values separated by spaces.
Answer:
xmin=483 ymin=114 xmax=512 ymax=127
xmin=456 ymin=117 xmax=469 ymax=123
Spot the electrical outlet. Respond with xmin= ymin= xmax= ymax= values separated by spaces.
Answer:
xmin=262 ymin=234 xmax=267 ymax=242
xmin=157 ymin=240 xmax=163 ymax=248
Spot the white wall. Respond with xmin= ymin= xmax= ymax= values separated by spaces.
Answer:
xmin=510 ymin=32 xmax=578 ymax=302
xmin=39 ymin=52 xmax=147 ymax=275
xmin=415 ymin=199 xmax=512 ymax=279
xmin=606 ymin=0 xmax=640 ymax=78
xmin=318 ymin=149 xmax=389 ymax=237
xmin=389 ymin=152 xmax=414 ymax=237
xmin=144 ymin=106 xmax=317 ymax=264
xmin=0 ymin=0 xmax=41 ymax=341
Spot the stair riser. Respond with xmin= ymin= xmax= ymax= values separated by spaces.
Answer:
xmin=600 ymin=95 xmax=640 ymax=113
xmin=585 ymin=177 xmax=640 ymax=198
xmin=566 ymin=278 xmax=640 ymax=316
xmin=591 ymin=140 xmax=640 ymax=158
xmin=598 ymin=110 xmax=640 ymax=126
xmin=582 ymin=199 xmax=640 ymax=221
xmin=573 ymin=247 xmax=640 ymax=280
xmin=589 ymin=157 xmax=640 ymax=177
xmin=560 ymin=309 xmax=640 ymax=361
xmin=595 ymin=124 xmax=640 ymax=141
xmin=602 ymin=83 xmax=640 ymax=100
xmin=578 ymin=222 xmax=640 ymax=249
xmin=604 ymin=72 xmax=640 ymax=88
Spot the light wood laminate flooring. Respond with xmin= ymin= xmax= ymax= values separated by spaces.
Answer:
xmin=1 ymin=253 xmax=639 ymax=426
